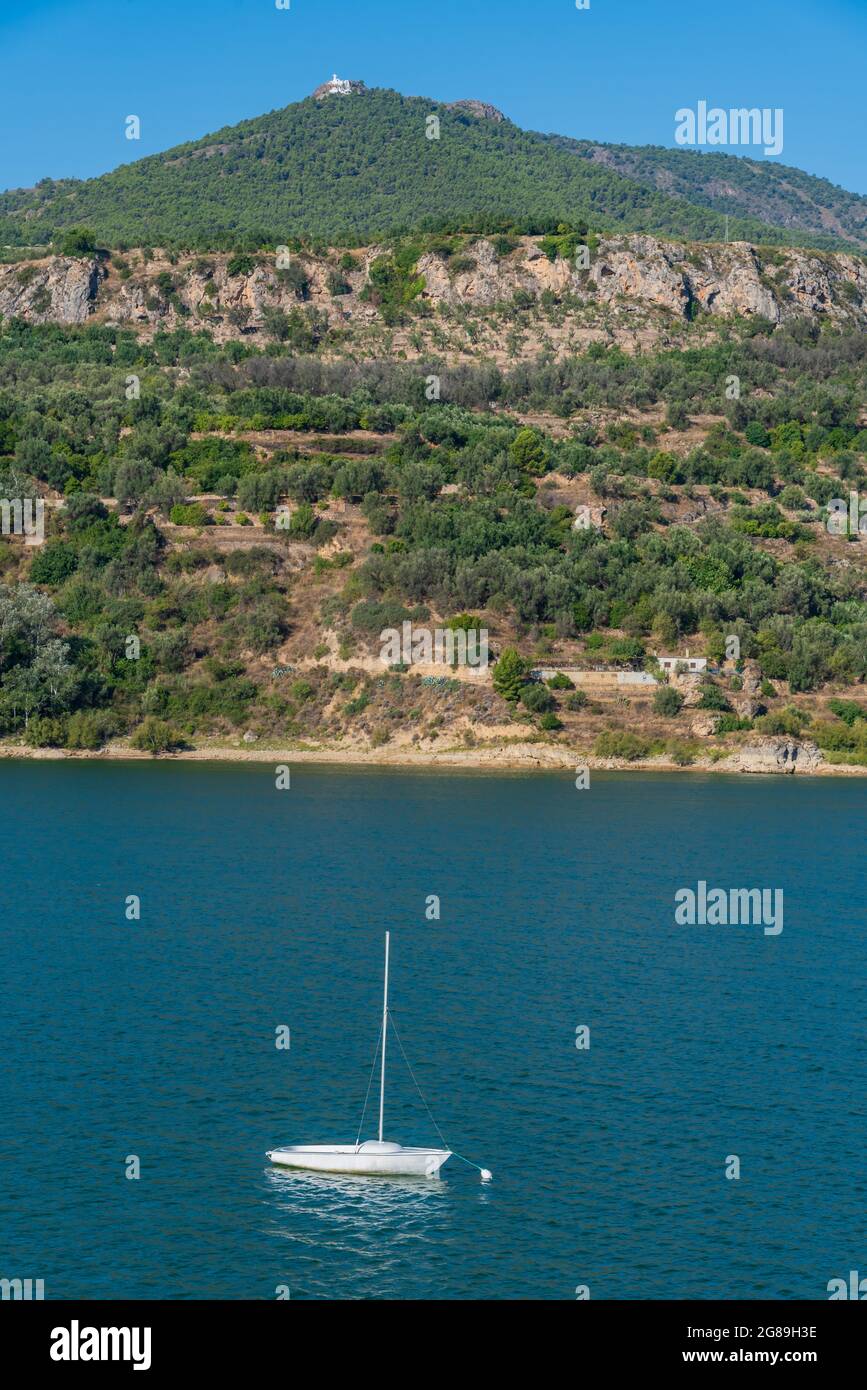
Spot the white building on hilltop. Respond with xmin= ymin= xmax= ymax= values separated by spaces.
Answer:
xmin=312 ymin=73 xmax=366 ymax=100
xmin=323 ymin=73 xmax=353 ymax=95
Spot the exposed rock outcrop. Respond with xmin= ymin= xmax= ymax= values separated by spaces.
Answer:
xmin=690 ymin=714 xmax=718 ymax=737
xmin=587 ymin=238 xmax=867 ymax=325
xmin=673 ymin=672 xmax=706 ymax=708
xmin=412 ymin=235 xmax=867 ymax=327
xmin=2 ymin=233 xmax=864 ymax=339
xmin=732 ymin=661 xmax=765 ymax=719
xmin=0 ymin=256 xmax=104 ymax=325
xmin=445 ymin=100 xmax=506 ymax=123
xmin=725 ymin=738 xmax=823 ymax=774
xmin=733 ymin=696 xmax=763 ymax=720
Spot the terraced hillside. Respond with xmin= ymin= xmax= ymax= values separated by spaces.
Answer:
xmin=2 ymin=250 xmax=867 ymax=771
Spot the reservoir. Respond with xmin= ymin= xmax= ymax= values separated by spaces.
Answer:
xmin=1 ymin=762 xmax=864 ymax=1299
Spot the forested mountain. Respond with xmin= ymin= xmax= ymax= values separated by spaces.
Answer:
xmin=559 ymin=139 xmax=867 ymax=251
xmin=1 ymin=86 xmax=865 ymax=253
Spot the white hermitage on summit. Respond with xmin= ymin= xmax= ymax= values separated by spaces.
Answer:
xmin=323 ymin=73 xmax=353 ymax=96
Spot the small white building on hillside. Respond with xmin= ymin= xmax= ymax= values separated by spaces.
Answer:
xmin=655 ymin=652 xmax=707 ymax=674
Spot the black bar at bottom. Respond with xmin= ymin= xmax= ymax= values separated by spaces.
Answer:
xmin=1 ymin=1299 xmax=864 ymax=1375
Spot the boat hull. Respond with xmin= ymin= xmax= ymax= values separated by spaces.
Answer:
xmin=267 ymin=1143 xmax=452 ymax=1178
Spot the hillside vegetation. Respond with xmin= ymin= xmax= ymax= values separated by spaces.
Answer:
xmin=3 ymin=86 xmax=867 ymax=767
xmin=2 ymin=296 xmax=867 ymax=766
xmin=2 ymin=87 xmax=865 ymax=254
xmin=561 ymin=139 xmax=867 ymax=252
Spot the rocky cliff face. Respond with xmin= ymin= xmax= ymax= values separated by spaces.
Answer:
xmin=724 ymin=738 xmax=823 ymax=774
xmin=417 ymin=235 xmax=867 ymax=326
xmin=0 ymin=256 xmax=103 ymax=325
xmin=1 ymin=233 xmax=864 ymax=340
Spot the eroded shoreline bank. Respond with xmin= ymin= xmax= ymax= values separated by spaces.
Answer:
xmin=3 ymin=740 xmax=866 ymax=777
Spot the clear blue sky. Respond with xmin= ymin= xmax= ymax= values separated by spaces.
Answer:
xmin=1 ymin=0 xmax=865 ymax=195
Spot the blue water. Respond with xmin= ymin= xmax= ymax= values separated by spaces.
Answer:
xmin=1 ymin=761 xmax=865 ymax=1300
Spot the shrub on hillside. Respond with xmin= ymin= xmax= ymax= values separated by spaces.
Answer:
xmin=667 ymin=739 xmax=698 ymax=766
xmin=715 ymin=713 xmax=754 ymax=733
xmin=539 ymin=711 xmax=563 ymax=731
xmin=24 ymin=716 xmax=66 ymax=748
xmin=170 ymin=502 xmax=211 ymax=527
xmin=828 ymin=698 xmax=866 ymax=726
xmin=593 ymin=730 xmax=653 ymax=761
xmin=29 ymin=542 xmax=78 ymax=586
xmin=653 ymin=685 xmax=684 ymax=716
xmin=697 ymin=682 xmax=731 ymax=711
xmin=520 ymin=683 xmax=555 ymax=714
xmin=131 ymin=717 xmax=183 ymax=755
xmin=810 ymin=719 xmax=867 ymax=759
xmin=351 ymin=599 xmax=414 ymax=634
xmin=226 ymin=253 xmax=256 ymax=277
xmin=66 ymin=710 xmax=112 ymax=750
xmin=606 ymin=637 xmax=646 ymax=666
xmin=754 ymin=707 xmax=811 ymax=737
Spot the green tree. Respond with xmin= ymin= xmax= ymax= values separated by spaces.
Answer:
xmin=66 ymin=710 xmax=110 ymax=750
xmin=493 ymin=647 xmax=529 ymax=702
xmin=58 ymin=227 xmax=98 ymax=257
xmin=288 ymin=502 xmax=317 ymax=538
xmin=593 ymin=729 xmax=652 ymax=760
xmin=262 ymin=307 xmax=291 ymax=341
xmin=0 ymin=598 xmax=79 ymax=729
xmin=509 ymin=428 xmax=548 ymax=475
xmin=226 ymin=253 xmax=256 ymax=277
xmin=170 ymin=502 xmax=211 ymax=526
xmin=647 ymin=451 xmax=683 ymax=484
xmin=115 ymin=458 xmax=158 ymax=509
xmin=29 ymin=542 xmax=78 ymax=586
xmin=24 ymin=715 xmax=66 ymax=747
xmin=828 ymin=699 xmax=865 ymax=726
xmin=607 ymin=637 xmax=646 ymax=666
xmin=745 ymin=423 xmax=771 ymax=449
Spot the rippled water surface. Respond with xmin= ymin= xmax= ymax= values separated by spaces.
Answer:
xmin=1 ymin=761 xmax=864 ymax=1299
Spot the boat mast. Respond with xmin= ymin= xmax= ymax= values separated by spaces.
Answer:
xmin=378 ymin=931 xmax=390 ymax=1142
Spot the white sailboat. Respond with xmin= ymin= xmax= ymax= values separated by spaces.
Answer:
xmin=267 ymin=932 xmax=454 ymax=1178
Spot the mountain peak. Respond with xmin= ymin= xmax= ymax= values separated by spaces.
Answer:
xmin=312 ymin=74 xmax=367 ymax=100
